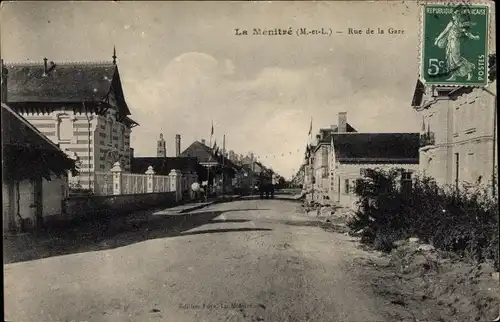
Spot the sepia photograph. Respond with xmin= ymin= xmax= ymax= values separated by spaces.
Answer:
xmin=1 ymin=1 xmax=498 ymax=321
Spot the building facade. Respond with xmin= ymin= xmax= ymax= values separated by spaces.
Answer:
xmin=304 ymin=112 xmax=420 ymax=206
xmin=2 ymin=103 xmax=76 ymax=231
xmin=411 ymin=79 xmax=497 ymax=190
xmin=4 ymin=54 xmax=138 ymax=190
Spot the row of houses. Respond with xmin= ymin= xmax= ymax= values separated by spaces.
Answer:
xmin=301 ymin=112 xmax=420 ymax=206
xmin=145 ymin=134 xmax=280 ymax=196
xmin=302 ymin=75 xmax=497 ymax=206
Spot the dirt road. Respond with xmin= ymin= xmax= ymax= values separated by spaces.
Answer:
xmin=4 ymin=198 xmax=392 ymax=322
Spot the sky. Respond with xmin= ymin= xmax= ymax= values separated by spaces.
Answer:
xmin=1 ymin=1 xmax=424 ymax=179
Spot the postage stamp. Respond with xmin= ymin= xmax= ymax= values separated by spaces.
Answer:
xmin=420 ymin=2 xmax=490 ymax=86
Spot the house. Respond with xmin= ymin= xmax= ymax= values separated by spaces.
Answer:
xmin=2 ymin=102 xmax=77 ymax=232
xmin=303 ymin=112 xmax=358 ymax=196
xmin=180 ymin=140 xmax=239 ymax=194
xmin=3 ymin=50 xmax=138 ymax=192
xmin=411 ymin=78 xmax=497 ymax=191
xmin=305 ymin=112 xmax=420 ymax=206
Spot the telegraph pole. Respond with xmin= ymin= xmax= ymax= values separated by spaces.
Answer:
xmin=222 ymin=134 xmax=226 ymax=196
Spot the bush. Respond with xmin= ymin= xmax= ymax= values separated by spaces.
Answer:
xmin=347 ymin=168 xmax=499 ymax=269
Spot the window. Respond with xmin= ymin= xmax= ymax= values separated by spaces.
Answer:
xmin=120 ymin=127 xmax=125 ymax=150
xmin=402 ymin=172 xmax=412 ymax=180
xmin=107 ymin=119 xmax=113 ymax=145
xmin=344 ymin=179 xmax=350 ymax=194
xmin=57 ymin=114 xmax=73 ymax=142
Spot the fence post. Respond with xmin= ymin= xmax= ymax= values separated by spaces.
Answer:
xmin=111 ymin=162 xmax=122 ymax=195
xmin=169 ymin=169 xmax=182 ymax=202
xmin=146 ymin=165 xmax=155 ymax=193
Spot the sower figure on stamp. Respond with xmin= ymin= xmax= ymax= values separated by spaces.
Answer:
xmin=434 ymin=10 xmax=480 ymax=81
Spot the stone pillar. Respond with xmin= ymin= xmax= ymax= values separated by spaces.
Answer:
xmin=169 ymin=169 xmax=182 ymax=202
xmin=111 ymin=162 xmax=122 ymax=195
xmin=146 ymin=166 xmax=155 ymax=193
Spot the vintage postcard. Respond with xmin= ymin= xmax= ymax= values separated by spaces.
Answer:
xmin=1 ymin=1 xmax=497 ymax=322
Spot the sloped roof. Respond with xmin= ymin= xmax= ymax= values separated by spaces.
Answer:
xmin=1 ymin=103 xmax=76 ymax=180
xmin=131 ymin=157 xmax=202 ymax=176
xmin=180 ymin=141 xmax=217 ymax=163
xmin=5 ymin=61 xmax=131 ymax=115
xmin=325 ymin=133 xmax=420 ymax=163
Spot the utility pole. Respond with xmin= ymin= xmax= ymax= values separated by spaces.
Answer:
xmin=222 ymin=134 xmax=226 ymax=196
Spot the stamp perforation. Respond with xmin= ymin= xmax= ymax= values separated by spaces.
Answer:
xmin=418 ymin=0 xmax=494 ymax=88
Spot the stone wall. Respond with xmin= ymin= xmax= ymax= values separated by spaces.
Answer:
xmin=45 ymin=191 xmax=177 ymax=225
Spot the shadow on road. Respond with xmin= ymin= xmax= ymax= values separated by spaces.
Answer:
xmin=4 ymin=208 xmax=272 ymax=264
xmin=241 ymin=195 xmax=302 ymax=202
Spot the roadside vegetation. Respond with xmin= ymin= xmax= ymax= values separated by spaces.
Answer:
xmin=347 ymin=168 xmax=498 ymax=269
xmin=345 ymin=168 xmax=499 ymax=321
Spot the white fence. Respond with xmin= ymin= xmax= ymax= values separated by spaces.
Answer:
xmin=122 ymin=173 xmax=149 ymax=194
xmin=91 ymin=163 xmax=198 ymax=202
xmin=94 ymin=171 xmax=114 ymax=196
xmin=153 ymin=175 xmax=171 ymax=193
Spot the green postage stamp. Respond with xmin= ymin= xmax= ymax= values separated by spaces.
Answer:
xmin=420 ymin=3 xmax=490 ymax=86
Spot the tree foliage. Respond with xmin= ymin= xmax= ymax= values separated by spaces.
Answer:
xmin=348 ymin=169 xmax=498 ymax=269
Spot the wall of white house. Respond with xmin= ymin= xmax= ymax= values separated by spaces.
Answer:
xmin=21 ymin=107 xmax=133 ymax=191
xmin=324 ymin=162 xmax=418 ymax=207
xmin=42 ymin=175 xmax=68 ymax=219
xmin=418 ymin=83 xmax=497 ymax=189
xmin=2 ymin=174 xmax=69 ymax=232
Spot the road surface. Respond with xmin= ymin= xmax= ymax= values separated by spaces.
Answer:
xmin=4 ymin=198 xmax=388 ymax=322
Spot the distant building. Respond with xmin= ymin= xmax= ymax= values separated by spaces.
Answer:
xmin=157 ymin=133 xmax=167 ymax=157
xmin=304 ymin=112 xmax=420 ymax=206
xmin=132 ymin=134 xmax=200 ymax=177
xmin=180 ymin=140 xmax=240 ymax=194
xmin=3 ymin=50 xmax=138 ymax=190
xmin=411 ymin=79 xmax=497 ymax=190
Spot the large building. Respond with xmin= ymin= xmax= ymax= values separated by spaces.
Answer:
xmin=411 ymin=78 xmax=497 ymax=190
xmin=304 ymin=112 xmax=420 ymax=206
xmin=3 ymin=50 xmax=138 ymax=190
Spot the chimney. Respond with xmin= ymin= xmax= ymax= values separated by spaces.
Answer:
xmin=1 ymin=59 xmax=7 ymax=103
xmin=201 ymin=139 xmax=206 ymax=145
xmin=43 ymin=58 xmax=48 ymax=76
xmin=175 ymin=134 xmax=181 ymax=157
xmin=338 ymin=112 xmax=347 ymax=132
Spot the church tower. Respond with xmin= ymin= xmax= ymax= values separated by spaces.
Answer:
xmin=157 ymin=133 xmax=167 ymax=157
